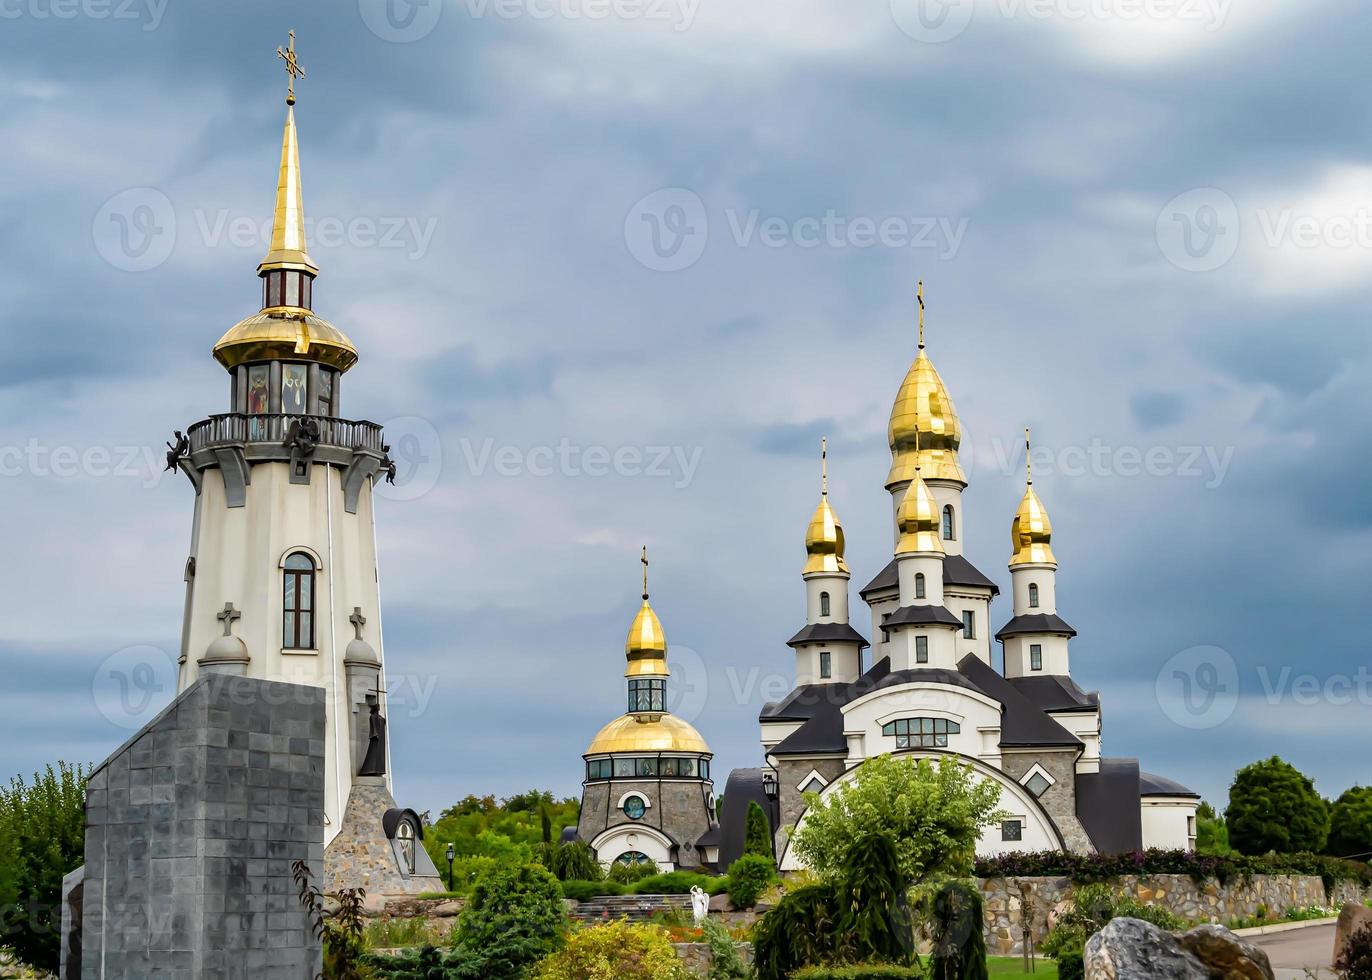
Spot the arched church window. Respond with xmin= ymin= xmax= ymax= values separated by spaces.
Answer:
xmin=396 ymin=819 xmax=417 ymax=875
xmin=942 ymin=505 xmax=955 ymax=540
xmin=616 ymin=851 xmax=652 ymax=866
xmin=283 ymin=552 xmax=316 ymax=649
xmin=915 ymin=573 xmax=926 ymax=600
xmin=882 ymin=717 xmax=960 ymax=749
xmin=1028 ymin=583 xmax=1040 ymax=608
xmin=820 ymin=592 xmax=831 ymax=617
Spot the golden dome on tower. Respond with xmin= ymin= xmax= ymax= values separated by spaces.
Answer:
xmin=213 ymin=309 xmax=358 ymax=372
xmin=896 ymin=469 xmax=944 ymax=555
xmin=624 ymin=547 xmax=669 ymax=677
xmin=804 ymin=438 xmax=849 ymax=575
xmin=886 ymin=283 xmax=965 ymax=489
xmin=585 ymin=713 xmax=711 ymax=755
xmin=1010 ymin=429 xmax=1056 ymax=567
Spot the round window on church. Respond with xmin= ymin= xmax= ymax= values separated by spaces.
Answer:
xmin=623 ymin=795 xmax=647 ymax=820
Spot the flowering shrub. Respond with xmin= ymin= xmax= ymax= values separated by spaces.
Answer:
xmin=531 ymin=920 xmax=690 ymax=980
xmin=974 ymin=849 xmax=1372 ymax=890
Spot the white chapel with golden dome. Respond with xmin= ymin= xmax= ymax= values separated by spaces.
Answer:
xmin=713 ymin=285 xmax=1200 ymax=870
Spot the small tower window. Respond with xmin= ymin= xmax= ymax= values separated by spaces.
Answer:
xmin=915 ymin=635 xmax=929 ymax=664
xmin=819 ymin=591 xmax=831 ymax=617
xmin=396 ymin=819 xmax=417 ymax=875
xmin=819 ymin=651 xmax=832 ymax=679
xmin=962 ymin=611 xmax=975 ymax=639
xmin=1028 ymin=583 xmax=1040 ymax=608
xmin=282 ymin=552 xmax=316 ymax=649
xmin=942 ymin=505 xmax=955 ymax=541
xmin=1030 ymin=644 xmax=1043 ymax=672
xmin=628 ymin=678 xmax=666 ymax=713
xmin=915 ymin=573 xmax=926 ymax=600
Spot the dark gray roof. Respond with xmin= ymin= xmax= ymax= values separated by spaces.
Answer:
xmin=1007 ymin=674 xmax=1100 ymax=712
xmin=786 ymin=622 xmax=870 ymax=649
xmin=1139 ymin=771 xmax=1200 ymax=798
xmin=860 ymin=554 xmax=1001 ymax=598
xmin=560 ymin=825 xmax=580 ymax=844
xmin=995 ymin=613 xmax=1077 ymax=640
xmin=955 ymin=655 xmax=1083 ymax=749
xmin=884 ymin=604 xmax=964 ymax=628
xmin=714 ymin=769 xmax=775 ymax=872
xmin=1076 ymin=758 xmax=1144 ymax=854
xmin=695 ymin=823 xmax=722 ymax=848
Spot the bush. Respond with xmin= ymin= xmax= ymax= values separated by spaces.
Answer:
xmin=1329 ymin=788 xmax=1372 ymax=860
xmin=792 ymin=968 xmax=924 ymax=980
xmin=927 ymin=882 xmax=987 ymax=980
xmin=1227 ymin=757 xmax=1329 ymax=856
xmin=0 ymin=762 xmax=88 ymax=972
xmin=452 ymin=862 xmax=567 ymax=979
xmin=536 ymin=841 xmax=603 ymax=883
xmin=559 ymin=880 xmax=625 ymax=901
xmin=1040 ymin=883 xmax=1183 ymax=976
xmin=973 ymin=848 xmax=1372 ymax=891
xmin=702 ymin=919 xmax=751 ymax=980
xmin=608 ymin=859 xmax=661 ymax=885
xmin=835 ymin=835 xmax=915 ymax=967
xmin=531 ymin=920 xmax=691 ymax=980
xmin=1054 ymin=951 xmax=1083 ymax=980
xmin=745 ymin=801 xmax=774 ymax=858
xmin=753 ymin=885 xmax=841 ymax=980
xmin=726 ymin=855 xmax=776 ymax=909
xmin=629 ymin=871 xmax=725 ymax=896
xmin=1337 ymin=924 xmax=1372 ymax=980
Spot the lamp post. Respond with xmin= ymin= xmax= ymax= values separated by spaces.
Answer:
xmin=761 ymin=768 xmax=779 ymax=841
xmin=445 ymin=842 xmax=456 ymax=893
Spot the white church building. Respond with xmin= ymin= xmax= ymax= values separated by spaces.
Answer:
xmin=718 ymin=292 xmax=1199 ymax=869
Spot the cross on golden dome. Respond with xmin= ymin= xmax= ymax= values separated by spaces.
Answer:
xmin=277 ymin=30 xmax=305 ymax=106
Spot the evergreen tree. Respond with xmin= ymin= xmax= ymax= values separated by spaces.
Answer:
xmin=929 ymin=882 xmax=989 ymax=980
xmin=744 ymin=800 xmax=773 ymax=858
xmin=1327 ymin=787 xmax=1372 ymax=859
xmin=1226 ymin=756 xmax=1329 ymax=855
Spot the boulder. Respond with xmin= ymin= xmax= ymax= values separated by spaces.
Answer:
xmin=432 ymin=900 xmax=464 ymax=918
xmin=1336 ymin=902 xmax=1372 ymax=965
xmin=1177 ymin=924 xmax=1274 ymax=980
xmin=1084 ymin=918 xmax=1211 ymax=980
xmin=709 ymin=893 xmax=735 ymax=913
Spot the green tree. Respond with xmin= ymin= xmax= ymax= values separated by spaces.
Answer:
xmin=0 ymin=762 xmax=88 ymax=971
xmin=928 ymin=881 xmax=988 ymax=980
xmin=1195 ymin=800 xmax=1232 ymax=856
xmin=1327 ymin=787 xmax=1372 ymax=859
xmin=744 ymin=800 xmax=773 ymax=858
xmin=1226 ymin=756 xmax=1329 ymax=855
xmin=452 ymin=862 xmax=567 ymax=979
xmin=531 ymin=919 xmax=690 ymax=980
xmin=424 ymin=791 xmax=579 ymax=889
xmin=791 ymin=754 xmax=1004 ymax=886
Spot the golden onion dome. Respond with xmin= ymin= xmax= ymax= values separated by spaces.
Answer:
xmin=896 ymin=470 xmax=945 ymax=556
xmin=804 ymin=439 xmax=849 ymax=576
xmin=585 ymin=713 xmax=711 ymax=755
xmin=887 ymin=348 xmax=965 ymax=488
xmin=1010 ymin=484 xmax=1056 ymax=567
xmin=624 ymin=597 xmax=669 ymax=678
xmin=213 ymin=308 xmax=359 ymax=372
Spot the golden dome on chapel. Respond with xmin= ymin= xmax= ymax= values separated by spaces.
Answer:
xmin=896 ymin=470 xmax=944 ymax=556
xmin=624 ymin=597 xmax=670 ymax=678
xmin=213 ymin=308 xmax=358 ymax=372
xmin=1010 ymin=430 xmax=1056 ymax=567
xmin=585 ymin=713 xmax=711 ymax=755
xmin=886 ymin=284 xmax=965 ymax=488
xmin=804 ymin=439 xmax=849 ymax=576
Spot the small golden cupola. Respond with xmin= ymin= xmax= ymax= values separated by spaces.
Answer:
xmin=886 ymin=282 xmax=965 ymax=489
xmin=213 ymin=31 xmax=359 ymax=376
xmin=624 ymin=547 xmax=669 ymax=679
xmin=804 ymin=438 xmax=849 ymax=576
xmin=896 ymin=450 xmax=946 ymax=556
xmin=1010 ymin=428 xmax=1057 ymax=567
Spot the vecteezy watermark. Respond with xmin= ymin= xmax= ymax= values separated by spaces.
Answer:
xmin=889 ymin=0 xmax=1231 ymax=43
xmin=461 ymin=0 xmax=699 ymax=30
xmin=1156 ymin=187 xmax=1242 ymax=272
xmin=92 ymin=188 xmax=440 ymax=273
xmin=1156 ymin=645 xmax=1240 ymax=731
xmin=359 ymin=0 xmax=444 ymax=42
xmin=458 ymin=437 xmax=704 ymax=489
xmin=93 ymin=645 xmax=179 ymax=731
xmin=0 ymin=0 xmax=168 ymax=30
xmin=0 ymin=440 xmax=168 ymax=488
xmin=981 ymin=435 xmax=1235 ymax=489
xmin=623 ymin=187 xmax=969 ymax=272
xmin=375 ymin=416 xmax=444 ymax=503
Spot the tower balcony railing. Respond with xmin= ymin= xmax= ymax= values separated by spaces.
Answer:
xmin=187 ymin=413 xmax=386 ymax=455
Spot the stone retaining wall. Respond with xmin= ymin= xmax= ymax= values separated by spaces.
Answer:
xmin=980 ymin=874 xmax=1368 ymax=955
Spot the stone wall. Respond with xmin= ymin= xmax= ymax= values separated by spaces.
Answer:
xmin=578 ymin=777 xmax=716 ymax=869
xmin=1000 ymin=750 xmax=1093 ymax=855
xmin=979 ymin=874 xmax=1364 ymax=955
xmin=773 ymin=758 xmax=846 ymax=856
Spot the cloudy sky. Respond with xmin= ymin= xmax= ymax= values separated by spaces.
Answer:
xmin=1 ymin=0 xmax=1368 ymax=818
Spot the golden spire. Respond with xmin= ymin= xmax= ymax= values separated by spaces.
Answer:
xmin=625 ymin=548 xmax=669 ymax=677
xmin=1010 ymin=428 xmax=1056 ymax=567
xmin=886 ymin=281 xmax=964 ymax=488
xmin=896 ymin=430 xmax=945 ymax=555
xmin=258 ymin=31 xmax=318 ymax=277
xmin=805 ymin=437 xmax=849 ymax=575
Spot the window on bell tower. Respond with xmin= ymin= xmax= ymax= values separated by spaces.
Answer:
xmin=942 ymin=505 xmax=955 ymax=540
xmin=1029 ymin=583 xmax=1040 ymax=608
xmin=819 ymin=651 xmax=832 ymax=679
xmin=820 ymin=591 xmax=831 ymax=617
xmin=915 ymin=635 xmax=929 ymax=664
xmin=283 ymin=552 xmax=316 ymax=649
xmin=915 ymin=573 xmax=926 ymax=600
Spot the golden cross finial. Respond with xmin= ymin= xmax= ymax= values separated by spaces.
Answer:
xmin=917 ymin=280 xmax=925 ymax=350
xmin=1025 ymin=427 xmax=1032 ymax=485
xmin=277 ymin=30 xmax=305 ymax=106
xmin=914 ymin=426 xmax=921 ymax=475
xmin=641 ymin=546 xmax=649 ymax=600
xmin=820 ymin=436 xmax=828 ymax=495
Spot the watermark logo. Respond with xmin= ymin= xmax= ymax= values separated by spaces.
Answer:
xmin=93 ymin=644 xmax=178 ymax=731
xmin=359 ymin=0 xmax=443 ymax=42
xmin=0 ymin=439 xmax=166 ymax=488
xmin=1156 ymin=187 xmax=1241 ymax=273
xmin=93 ymin=188 xmax=177 ymax=273
xmin=457 ymin=437 xmax=704 ymax=488
xmin=890 ymin=0 xmax=975 ymax=43
xmin=1155 ymin=644 xmax=1239 ymax=730
xmin=624 ymin=187 xmax=709 ymax=273
xmin=0 ymin=0 xmax=168 ymax=30
xmin=375 ymin=416 xmax=444 ymax=502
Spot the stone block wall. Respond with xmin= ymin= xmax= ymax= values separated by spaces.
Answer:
xmin=979 ymin=874 xmax=1364 ymax=955
xmin=77 ymin=675 xmax=326 ymax=979
xmin=578 ymin=777 xmax=716 ymax=869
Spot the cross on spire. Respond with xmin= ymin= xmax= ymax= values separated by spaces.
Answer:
xmin=820 ymin=436 xmax=828 ymax=496
xmin=641 ymin=546 xmax=650 ymax=600
xmin=217 ymin=602 xmax=242 ymax=637
xmin=349 ymin=606 xmax=367 ymax=640
xmin=917 ymin=280 xmax=925 ymax=350
xmin=277 ymin=29 xmax=306 ymax=106
xmin=1024 ymin=427 xmax=1033 ymax=486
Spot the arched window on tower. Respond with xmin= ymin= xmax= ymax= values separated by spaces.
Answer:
xmin=942 ymin=505 xmax=955 ymax=541
xmin=283 ymin=552 xmax=316 ymax=649
xmin=1028 ymin=583 xmax=1040 ymax=609
xmin=915 ymin=573 xmax=926 ymax=600
xmin=820 ymin=591 xmax=831 ymax=617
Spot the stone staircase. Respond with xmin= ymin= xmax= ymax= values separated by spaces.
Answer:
xmin=568 ymin=894 xmax=695 ymax=923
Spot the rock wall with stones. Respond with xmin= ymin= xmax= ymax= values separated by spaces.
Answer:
xmin=577 ymin=777 xmax=716 ymax=869
xmin=980 ymin=874 xmax=1366 ymax=955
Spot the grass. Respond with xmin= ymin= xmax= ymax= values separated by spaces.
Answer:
xmin=987 ymin=957 xmax=1059 ymax=979
xmin=363 ymin=916 xmax=451 ymax=950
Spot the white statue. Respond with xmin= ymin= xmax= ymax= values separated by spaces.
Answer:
xmin=690 ymin=884 xmax=709 ymax=926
